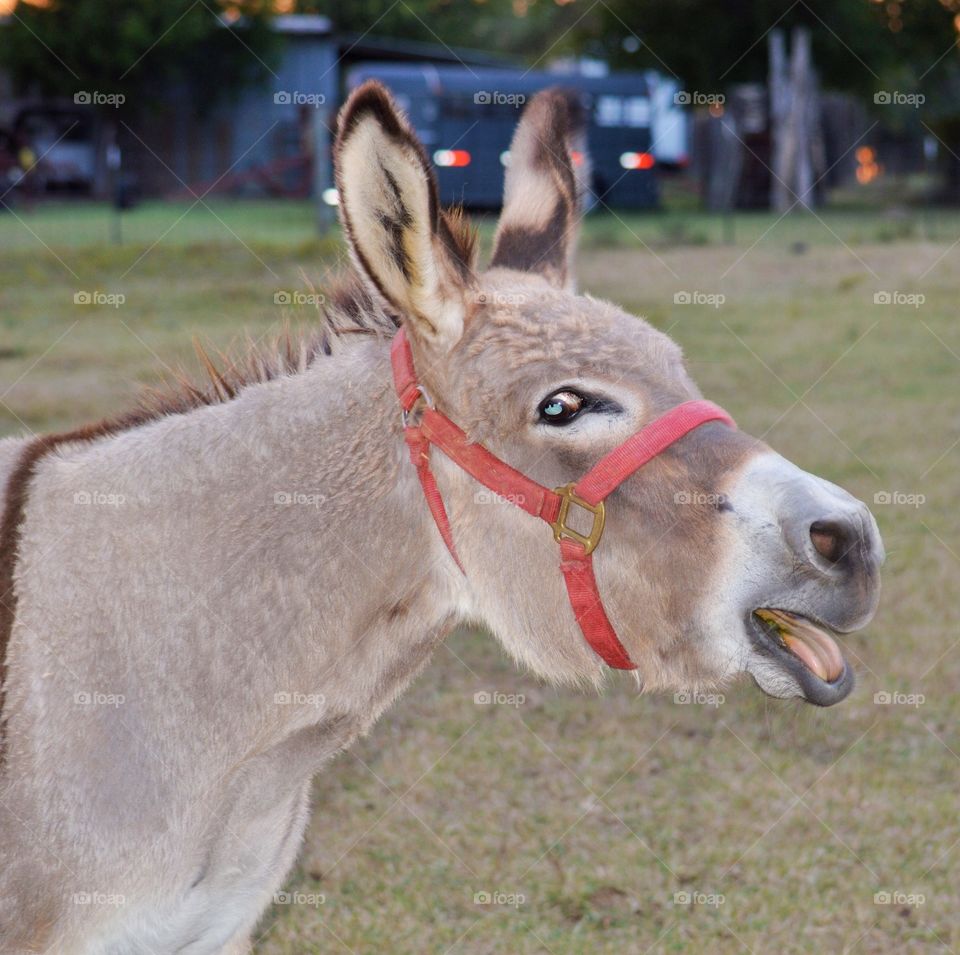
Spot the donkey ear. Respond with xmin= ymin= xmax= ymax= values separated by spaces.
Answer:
xmin=489 ymin=88 xmax=588 ymax=291
xmin=335 ymin=81 xmax=476 ymax=349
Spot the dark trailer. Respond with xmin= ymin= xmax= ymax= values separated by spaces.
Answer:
xmin=346 ymin=64 xmax=659 ymax=210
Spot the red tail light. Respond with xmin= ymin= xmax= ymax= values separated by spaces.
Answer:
xmin=619 ymin=151 xmax=656 ymax=170
xmin=433 ymin=149 xmax=471 ymax=168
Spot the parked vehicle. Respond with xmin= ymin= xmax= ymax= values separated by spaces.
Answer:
xmin=14 ymin=105 xmax=96 ymax=193
xmin=346 ymin=63 xmax=661 ymax=209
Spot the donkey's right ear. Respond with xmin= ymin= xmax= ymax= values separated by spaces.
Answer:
xmin=489 ymin=88 xmax=588 ymax=291
xmin=335 ymin=81 xmax=476 ymax=349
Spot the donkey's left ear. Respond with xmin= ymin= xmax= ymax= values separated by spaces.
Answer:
xmin=335 ymin=81 xmax=477 ymax=349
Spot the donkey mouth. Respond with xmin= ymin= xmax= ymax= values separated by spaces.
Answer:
xmin=753 ymin=609 xmax=845 ymax=682
xmin=749 ymin=608 xmax=853 ymax=705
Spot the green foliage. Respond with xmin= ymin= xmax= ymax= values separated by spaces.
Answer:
xmin=566 ymin=0 xmax=956 ymax=99
xmin=295 ymin=0 xmax=584 ymax=60
xmin=0 ymin=0 xmax=281 ymax=115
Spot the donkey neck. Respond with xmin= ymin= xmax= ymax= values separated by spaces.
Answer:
xmin=11 ymin=336 xmax=469 ymax=779
xmin=196 ymin=335 xmax=471 ymax=729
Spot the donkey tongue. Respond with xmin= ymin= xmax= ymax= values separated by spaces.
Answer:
xmin=754 ymin=609 xmax=845 ymax=683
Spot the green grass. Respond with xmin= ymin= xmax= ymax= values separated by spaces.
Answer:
xmin=1 ymin=190 xmax=959 ymax=254
xmin=1 ymin=199 xmax=959 ymax=953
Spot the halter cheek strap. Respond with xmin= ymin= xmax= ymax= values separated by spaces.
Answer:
xmin=391 ymin=328 xmax=735 ymax=671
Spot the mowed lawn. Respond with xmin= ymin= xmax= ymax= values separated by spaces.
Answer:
xmin=1 ymin=199 xmax=958 ymax=954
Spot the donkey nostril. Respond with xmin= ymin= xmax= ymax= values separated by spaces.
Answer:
xmin=809 ymin=519 xmax=849 ymax=564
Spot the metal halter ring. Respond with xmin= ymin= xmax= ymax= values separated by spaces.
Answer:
xmin=401 ymin=385 xmax=434 ymax=427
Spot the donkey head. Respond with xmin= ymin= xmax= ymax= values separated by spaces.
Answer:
xmin=334 ymin=81 xmax=883 ymax=706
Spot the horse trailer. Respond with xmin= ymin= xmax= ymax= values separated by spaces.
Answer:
xmin=346 ymin=64 xmax=661 ymax=210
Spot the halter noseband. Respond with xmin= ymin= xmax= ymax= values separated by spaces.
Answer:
xmin=391 ymin=328 xmax=735 ymax=671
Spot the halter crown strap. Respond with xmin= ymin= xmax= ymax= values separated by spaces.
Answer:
xmin=390 ymin=328 xmax=735 ymax=671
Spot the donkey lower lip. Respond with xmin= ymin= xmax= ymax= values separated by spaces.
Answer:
xmin=748 ymin=609 xmax=854 ymax=707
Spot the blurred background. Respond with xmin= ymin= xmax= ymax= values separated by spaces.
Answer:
xmin=1 ymin=3 xmax=958 ymax=954
xmin=1 ymin=0 xmax=960 ymax=222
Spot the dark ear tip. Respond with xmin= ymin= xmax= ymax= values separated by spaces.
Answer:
xmin=526 ymin=86 xmax=585 ymax=138
xmin=556 ymin=87 xmax=586 ymax=134
xmin=336 ymin=80 xmax=405 ymax=145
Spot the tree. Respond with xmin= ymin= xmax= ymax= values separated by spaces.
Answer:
xmin=0 ymin=0 xmax=280 ymax=114
xmin=566 ymin=1 xmax=889 ymax=98
xmin=570 ymin=0 xmax=960 ymax=200
xmin=293 ymin=0 xmax=584 ymax=61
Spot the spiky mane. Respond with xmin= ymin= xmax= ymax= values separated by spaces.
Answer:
xmin=119 ymin=206 xmax=476 ymax=428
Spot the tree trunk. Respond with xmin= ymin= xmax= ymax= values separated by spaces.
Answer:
xmin=769 ymin=26 xmax=822 ymax=211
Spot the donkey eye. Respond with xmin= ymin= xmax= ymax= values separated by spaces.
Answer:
xmin=538 ymin=390 xmax=585 ymax=425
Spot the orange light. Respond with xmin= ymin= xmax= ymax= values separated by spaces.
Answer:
xmin=570 ymin=150 xmax=585 ymax=167
xmin=855 ymin=145 xmax=881 ymax=184
xmin=433 ymin=149 xmax=471 ymax=168
xmin=619 ymin=151 xmax=655 ymax=170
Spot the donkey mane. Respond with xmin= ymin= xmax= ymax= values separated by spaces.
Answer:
xmin=120 ymin=206 xmax=477 ymax=432
xmin=131 ymin=276 xmax=391 ymax=426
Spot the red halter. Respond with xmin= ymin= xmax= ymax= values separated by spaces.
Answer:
xmin=391 ymin=328 xmax=736 ymax=671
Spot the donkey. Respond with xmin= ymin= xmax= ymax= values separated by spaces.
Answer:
xmin=0 ymin=82 xmax=882 ymax=953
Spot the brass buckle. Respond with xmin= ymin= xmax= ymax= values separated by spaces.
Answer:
xmin=550 ymin=483 xmax=605 ymax=555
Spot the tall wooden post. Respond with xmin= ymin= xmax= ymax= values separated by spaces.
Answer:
xmin=769 ymin=26 xmax=822 ymax=212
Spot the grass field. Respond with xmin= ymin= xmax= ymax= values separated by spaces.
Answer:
xmin=1 ymin=196 xmax=959 ymax=953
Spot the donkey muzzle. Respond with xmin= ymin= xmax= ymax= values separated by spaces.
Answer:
xmin=778 ymin=480 xmax=885 ymax=631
